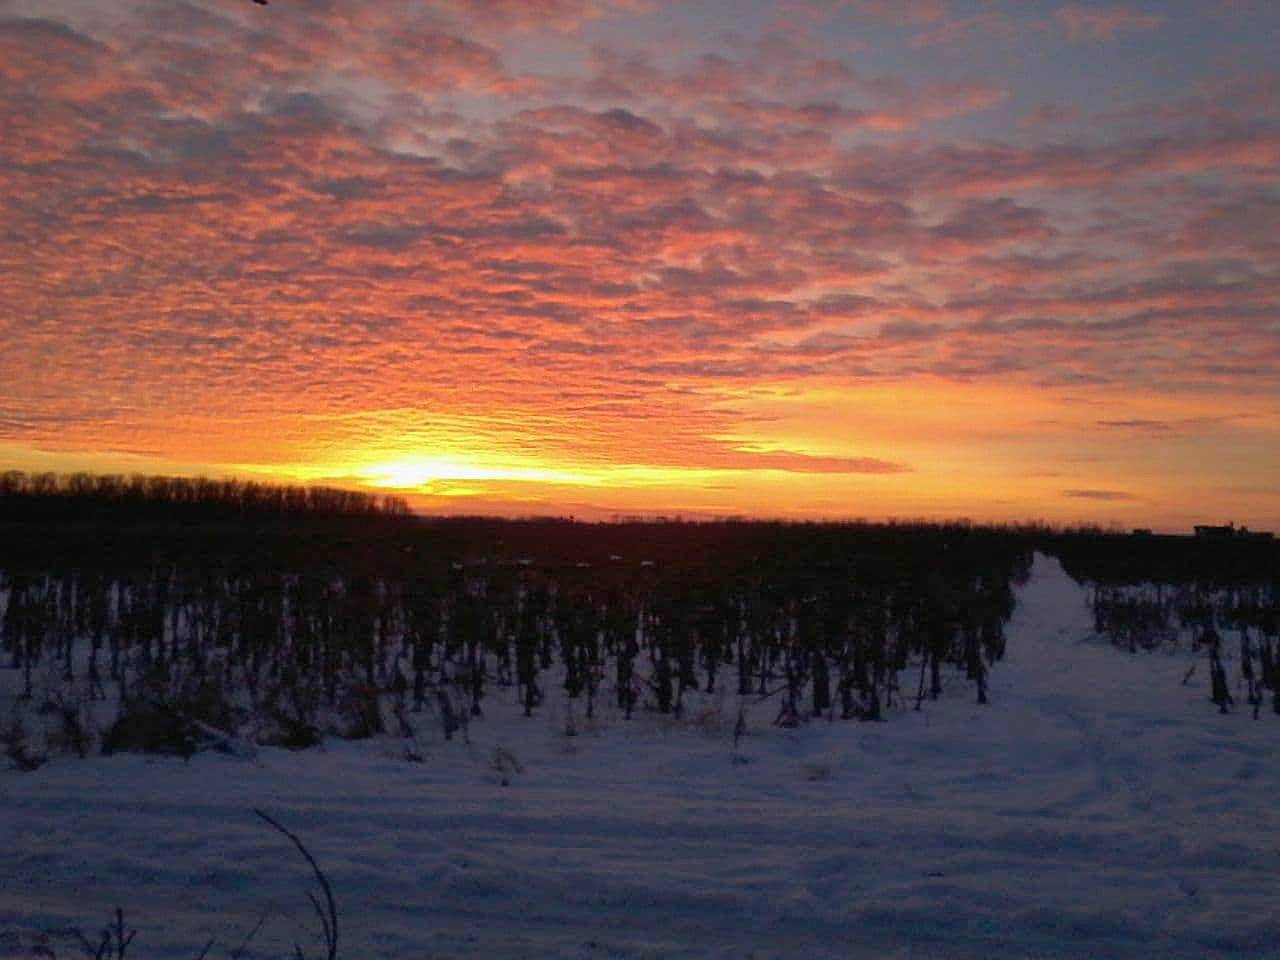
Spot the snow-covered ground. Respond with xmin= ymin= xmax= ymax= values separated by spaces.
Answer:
xmin=3 ymin=554 xmax=1278 ymax=959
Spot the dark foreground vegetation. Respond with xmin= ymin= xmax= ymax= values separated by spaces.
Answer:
xmin=1 ymin=472 xmax=1032 ymax=765
xmin=1 ymin=472 xmax=1278 ymax=768
xmin=1050 ymin=532 xmax=1280 ymax=717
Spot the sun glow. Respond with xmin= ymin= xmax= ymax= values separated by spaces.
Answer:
xmin=356 ymin=457 xmax=600 ymax=489
xmin=353 ymin=455 xmax=734 ymax=491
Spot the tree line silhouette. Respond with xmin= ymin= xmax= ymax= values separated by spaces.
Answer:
xmin=0 ymin=470 xmax=410 ymax=524
xmin=1049 ymin=529 xmax=1279 ymax=589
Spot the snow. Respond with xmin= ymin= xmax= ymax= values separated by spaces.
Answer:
xmin=4 ymin=553 xmax=1279 ymax=959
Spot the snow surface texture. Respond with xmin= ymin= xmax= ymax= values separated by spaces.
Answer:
xmin=2 ymin=554 xmax=1278 ymax=959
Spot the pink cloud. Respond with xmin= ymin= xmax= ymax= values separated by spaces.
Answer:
xmin=1 ymin=0 xmax=1277 ymax=498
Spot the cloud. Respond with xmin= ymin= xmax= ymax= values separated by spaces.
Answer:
xmin=1021 ymin=103 xmax=1084 ymax=128
xmin=0 ymin=1 xmax=1277 ymax=520
xmin=844 ymin=0 xmax=951 ymax=27
xmin=1062 ymin=489 xmax=1141 ymax=501
xmin=432 ymin=0 xmax=647 ymax=32
xmin=1055 ymin=4 xmax=1164 ymax=41
xmin=877 ymin=320 xmax=941 ymax=342
xmin=371 ymin=29 xmax=521 ymax=93
xmin=908 ymin=11 xmax=1034 ymax=49
xmin=1094 ymin=415 xmax=1250 ymax=438
xmin=1095 ymin=418 xmax=1176 ymax=433
xmin=838 ymin=126 xmax=1280 ymax=199
xmin=707 ymin=448 xmax=911 ymax=474
xmin=1177 ymin=194 xmax=1280 ymax=256
xmin=581 ymin=40 xmax=1005 ymax=130
xmin=925 ymin=198 xmax=1056 ymax=257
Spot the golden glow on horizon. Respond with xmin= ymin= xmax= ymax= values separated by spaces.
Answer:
xmin=2 ymin=431 xmax=1276 ymax=531
xmin=6 ymin=357 xmax=1279 ymax=530
xmin=235 ymin=452 xmax=730 ymax=493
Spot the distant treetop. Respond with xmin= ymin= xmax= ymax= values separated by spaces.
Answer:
xmin=0 ymin=470 xmax=411 ymax=523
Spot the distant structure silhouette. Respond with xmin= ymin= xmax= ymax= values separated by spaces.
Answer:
xmin=1193 ymin=522 xmax=1274 ymax=542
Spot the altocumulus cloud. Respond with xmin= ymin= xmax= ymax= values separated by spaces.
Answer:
xmin=0 ymin=0 xmax=1277 ymax=523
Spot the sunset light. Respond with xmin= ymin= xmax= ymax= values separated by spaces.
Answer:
xmin=2 ymin=0 xmax=1277 ymax=530
xmin=4 ymin=5 xmax=1280 ymax=945
xmin=351 ymin=455 xmax=725 ymax=492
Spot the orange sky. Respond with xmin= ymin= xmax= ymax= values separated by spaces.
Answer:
xmin=2 ymin=1 xmax=1278 ymax=531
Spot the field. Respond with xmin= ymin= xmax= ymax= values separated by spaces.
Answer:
xmin=4 ymin=548 xmax=1279 ymax=960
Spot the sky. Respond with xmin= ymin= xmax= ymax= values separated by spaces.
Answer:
xmin=1 ymin=0 xmax=1277 ymax=529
